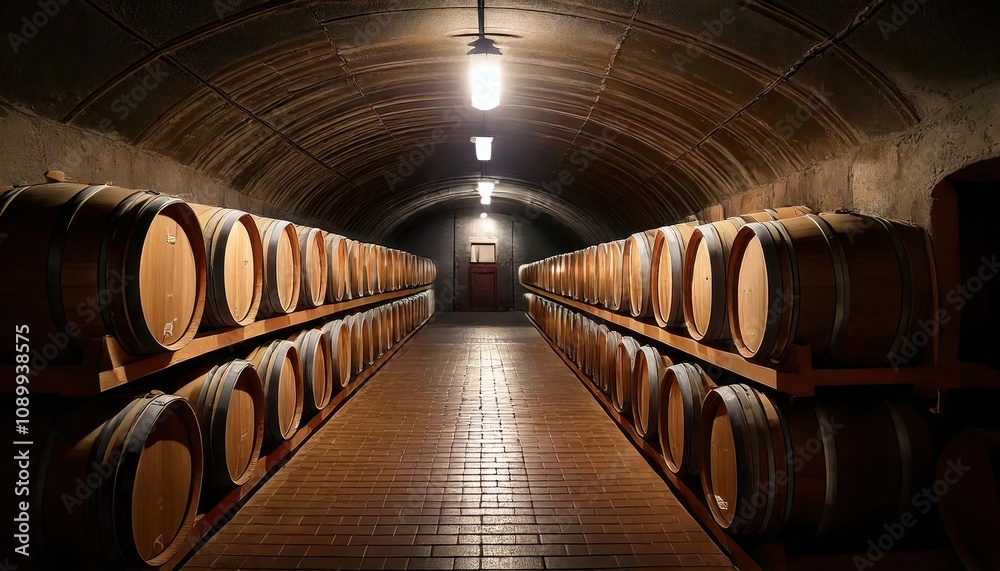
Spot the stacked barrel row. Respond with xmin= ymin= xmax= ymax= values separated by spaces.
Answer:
xmin=19 ymin=290 xmax=434 ymax=570
xmin=0 ymin=182 xmax=436 ymax=362
xmin=519 ymin=207 xmax=936 ymax=368
xmin=524 ymin=293 xmax=952 ymax=541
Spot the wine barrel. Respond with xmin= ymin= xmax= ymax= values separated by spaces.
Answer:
xmin=700 ymin=384 xmax=932 ymax=536
xmin=321 ymin=319 xmax=353 ymax=389
xmin=613 ymin=336 xmax=642 ymax=414
xmin=289 ymin=328 xmax=333 ymax=414
xmin=190 ymin=204 xmax=263 ymax=329
xmin=324 ymin=232 xmax=350 ymax=302
xmin=727 ymin=212 xmax=935 ymax=366
xmin=380 ymin=304 xmax=394 ymax=350
xmin=0 ymin=183 xmax=206 ymax=359
xmin=650 ymin=222 xmax=698 ymax=328
xmin=624 ymin=229 xmax=658 ymax=318
xmin=936 ymin=429 xmax=1000 ymax=571
xmin=659 ymin=362 xmax=717 ymax=476
xmin=584 ymin=245 xmax=599 ymax=304
xmin=603 ymin=240 xmax=626 ymax=311
xmin=253 ymin=216 xmax=301 ymax=317
xmin=246 ymin=340 xmax=303 ymax=444
xmin=683 ymin=207 xmax=810 ymax=342
xmin=361 ymin=310 xmax=376 ymax=365
xmin=347 ymin=240 xmax=365 ymax=298
xmin=631 ymin=346 xmax=673 ymax=439
xmin=295 ymin=225 xmax=328 ymax=309
xmin=36 ymin=392 xmax=202 ymax=568
xmin=344 ymin=313 xmax=366 ymax=374
xmin=364 ymin=243 xmax=378 ymax=296
xmin=174 ymin=359 xmax=264 ymax=487
xmin=366 ymin=309 xmax=383 ymax=361
xmin=599 ymin=329 xmax=622 ymax=395
xmin=594 ymin=324 xmax=610 ymax=387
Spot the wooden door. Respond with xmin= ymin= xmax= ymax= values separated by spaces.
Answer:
xmin=470 ymin=263 xmax=498 ymax=310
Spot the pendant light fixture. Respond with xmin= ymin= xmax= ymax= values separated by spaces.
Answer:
xmin=471 ymin=136 xmax=493 ymax=160
xmin=468 ymin=0 xmax=502 ymax=110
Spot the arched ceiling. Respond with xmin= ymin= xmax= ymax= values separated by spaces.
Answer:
xmin=2 ymin=0 xmax=998 ymax=244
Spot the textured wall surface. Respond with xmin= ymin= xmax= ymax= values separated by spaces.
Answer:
xmin=0 ymin=102 xmax=346 ymax=236
xmin=395 ymin=210 xmax=574 ymax=311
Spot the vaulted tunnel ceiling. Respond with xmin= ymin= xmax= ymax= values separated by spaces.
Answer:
xmin=2 ymin=0 xmax=998 ymax=245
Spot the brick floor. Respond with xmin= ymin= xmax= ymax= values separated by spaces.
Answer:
xmin=182 ymin=312 xmax=735 ymax=570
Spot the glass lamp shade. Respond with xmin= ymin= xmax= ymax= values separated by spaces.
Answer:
xmin=470 ymin=52 xmax=501 ymax=111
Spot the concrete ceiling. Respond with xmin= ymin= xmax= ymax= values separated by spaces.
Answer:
xmin=2 ymin=0 xmax=998 ymax=245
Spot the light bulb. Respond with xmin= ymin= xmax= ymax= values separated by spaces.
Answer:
xmin=470 ymin=52 xmax=501 ymax=111
xmin=480 ymin=212 xmax=488 ymax=219
xmin=473 ymin=137 xmax=493 ymax=161
xmin=480 ymin=195 xmax=491 ymax=205
xmin=477 ymin=181 xmax=495 ymax=196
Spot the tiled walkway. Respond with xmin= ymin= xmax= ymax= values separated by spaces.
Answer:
xmin=183 ymin=312 xmax=735 ymax=570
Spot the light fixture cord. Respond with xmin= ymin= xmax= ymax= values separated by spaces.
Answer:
xmin=478 ymin=0 xmax=486 ymax=36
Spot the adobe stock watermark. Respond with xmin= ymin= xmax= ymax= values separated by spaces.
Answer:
xmin=7 ymin=0 xmax=71 ymax=54
xmin=876 ymin=0 xmax=932 ymax=40
xmin=727 ymin=413 xmax=844 ymax=529
xmin=58 ymin=61 xmax=173 ymax=173
xmin=888 ymin=254 xmax=1000 ymax=371
xmin=853 ymin=457 xmax=970 ymax=569
xmin=524 ymin=124 xmax=620 ymax=221
xmin=26 ymin=270 xmax=135 ymax=377
xmin=384 ymin=103 xmax=477 ymax=191
xmin=720 ymin=85 xmax=834 ymax=183
xmin=670 ymin=1 xmax=752 ymax=70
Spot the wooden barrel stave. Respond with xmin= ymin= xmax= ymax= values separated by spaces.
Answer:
xmin=246 ymin=340 xmax=303 ymax=444
xmin=659 ymin=362 xmax=717 ymax=476
xmin=190 ymin=205 xmax=262 ymax=329
xmin=321 ymin=319 xmax=353 ymax=389
xmin=631 ymin=346 xmax=673 ymax=438
xmin=253 ymin=216 xmax=301 ymax=317
xmin=289 ymin=328 xmax=334 ymax=414
xmin=174 ymin=359 xmax=264 ymax=487
xmin=613 ymin=336 xmax=641 ymax=414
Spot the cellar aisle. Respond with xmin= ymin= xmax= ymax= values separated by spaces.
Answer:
xmin=182 ymin=312 xmax=736 ymax=571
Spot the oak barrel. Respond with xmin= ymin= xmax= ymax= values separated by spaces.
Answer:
xmin=599 ymin=329 xmax=622 ymax=395
xmin=36 ymin=392 xmax=202 ymax=567
xmin=324 ymin=232 xmax=350 ymax=302
xmin=603 ymin=240 xmax=626 ymax=311
xmin=700 ymin=384 xmax=932 ymax=536
xmin=289 ymin=328 xmax=334 ymax=414
xmin=623 ymin=229 xmax=658 ymax=318
xmin=295 ymin=225 xmax=328 ymax=309
xmin=252 ymin=216 xmax=301 ymax=317
xmin=612 ymin=336 xmax=642 ymax=414
xmin=190 ymin=204 xmax=263 ymax=329
xmin=631 ymin=346 xmax=673 ymax=439
xmin=246 ymin=340 xmax=303 ymax=444
xmin=0 ymin=183 xmax=206 ymax=359
xmin=175 ymin=359 xmax=264 ymax=487
xmin=321 ymin=319 xmax=353 ymax=389
xmin=659 ymin=362 xmax=717 ymax=476
xmin=650 ymin=222 xmax=698 ymax=328
xmin=347 ymin=240 xmax=365 ymax=298
xmin=727 ymin=212 xmax=935 ymax=366
xmin=683 ymin=207 xmax=810 ymax=342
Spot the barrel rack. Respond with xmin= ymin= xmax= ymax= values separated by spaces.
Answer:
xmin=522 ymin=284 xmax=959 ymax=397
xmin=525 ymin=311 xmax=962 ymax=571
xmin=5 ymin=285 xmax=433 ymax=397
